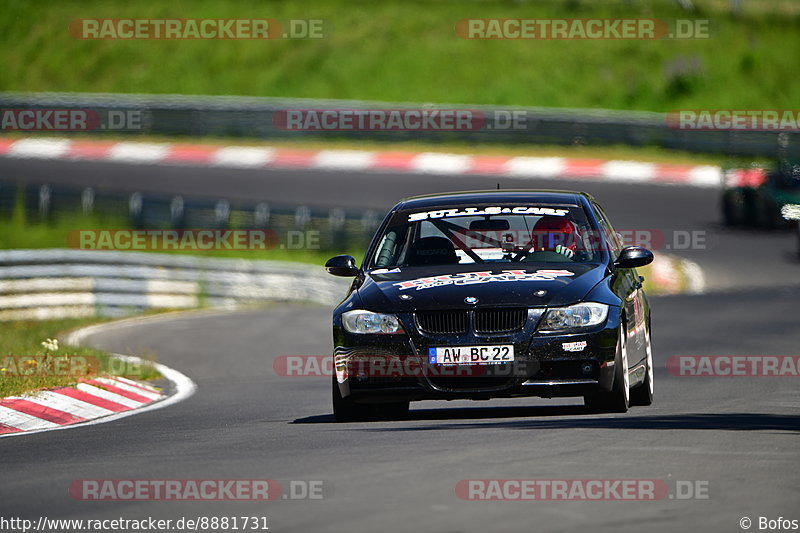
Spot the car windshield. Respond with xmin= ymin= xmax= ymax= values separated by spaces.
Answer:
xmin=370 ymin=204 xmax=604 ymax=268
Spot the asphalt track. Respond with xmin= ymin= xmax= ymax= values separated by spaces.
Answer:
xmin=1 ymin=158 xmax=799 ymax=533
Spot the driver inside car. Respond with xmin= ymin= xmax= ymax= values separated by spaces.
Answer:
xmin=529 ymin=215 xmax=580 ymax=260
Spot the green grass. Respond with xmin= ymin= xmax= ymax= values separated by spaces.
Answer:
xmin=1 ymin=0 xmax=798 ymax=112
xmin=0 ymin=208 xmax=129 ymax=250
xmin=0 ymin=214 xmax=363 ymax=265
xmin=0 ymin=317 xmax=161 ymax=398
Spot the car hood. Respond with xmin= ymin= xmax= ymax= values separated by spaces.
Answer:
xmin=358 ymin=263 xmax=608 ymax=311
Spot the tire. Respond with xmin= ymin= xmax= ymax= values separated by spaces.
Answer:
xmin=722 ymin=190 xmax=745 ymax=226
xmin=742 ymin=189 xmax=760 ymax=226
xmin=332 ymin=376 xmax=373 ymax=422
xmin=332 ymin=377 xmax=409 ymax=422
xmin=584 ymin=326 xmax=629 ymax=413
xmin=754 ymin=195 xmax=781 ymax=229
xmin=629 ymin=329 xmax=654 ymax=407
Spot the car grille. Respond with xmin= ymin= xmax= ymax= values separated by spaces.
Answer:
xmin=415 ymin=308 xmax=527 ymax=335
xmin=416 ymin=311 xmax=468 ymax=334
xmin=474 ymin=308 xmax=527 ymax=334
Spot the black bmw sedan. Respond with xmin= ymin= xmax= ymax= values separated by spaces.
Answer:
xmin=325 ymin=190 xmax=654 ymax=421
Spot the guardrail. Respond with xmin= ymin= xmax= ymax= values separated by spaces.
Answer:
xmin=1 ymin=180 xmax=380 ymax=253
xmin=1 ymin=91 xmax=796 ymax=158
xmin=0 ymin=249 xmax=349 ymax=321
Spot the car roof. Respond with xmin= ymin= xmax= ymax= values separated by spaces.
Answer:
xmin=393 ymin=189 xmax=594 ymax=211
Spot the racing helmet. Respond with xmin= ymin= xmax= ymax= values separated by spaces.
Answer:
xmin=531 ymin=215 xmax=580 ymax=256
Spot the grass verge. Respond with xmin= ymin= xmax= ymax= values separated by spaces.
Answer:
xmin=0 ymin=317 xmax=161 ymax=398
xmin=640 ymin=253 xmax=703 ymax=295
xmin=2 ymin=0 xmax=798 ymax=111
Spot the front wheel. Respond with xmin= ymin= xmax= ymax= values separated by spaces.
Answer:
xmin=630 ymin=328 xmax=654 ymax=406
xmin=332 ymin=377 xmax=409 ymax=422
xmin=754 ymin=195 xmax=781 ymax=229
xmin=722 ymin=189 xmax=746 ymax=226
xmin=332 ymin=377 xmax=372 ymax=422
xmin=584 ymin=326 xmax=629 ymax=413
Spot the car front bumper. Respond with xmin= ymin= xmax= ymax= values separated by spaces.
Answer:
xmin=333 ymin=310 xmax=621 ymax=403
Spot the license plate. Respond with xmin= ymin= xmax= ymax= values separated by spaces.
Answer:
xmin=429 ymin=345 xmax=514 ymax=365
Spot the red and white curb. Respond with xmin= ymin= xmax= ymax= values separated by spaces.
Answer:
xmin=0 ymin=375 xmax=163 ymax=435
xmin=0 ymin=344 xmax=196 ymax=439
xmin=0 ymin=137 xmax=722 ymax=188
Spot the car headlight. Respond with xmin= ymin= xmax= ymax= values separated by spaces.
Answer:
xmin=538 ymin=302 xmax=609 ymax=332
xmin=342 ymin=310 xmax=405 ymax=334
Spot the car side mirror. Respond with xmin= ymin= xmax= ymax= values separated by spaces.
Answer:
xmin=325 ymin=255 xmax=360 ymax=277
xmin=614 ymin=246 xmax=654 ymax=269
